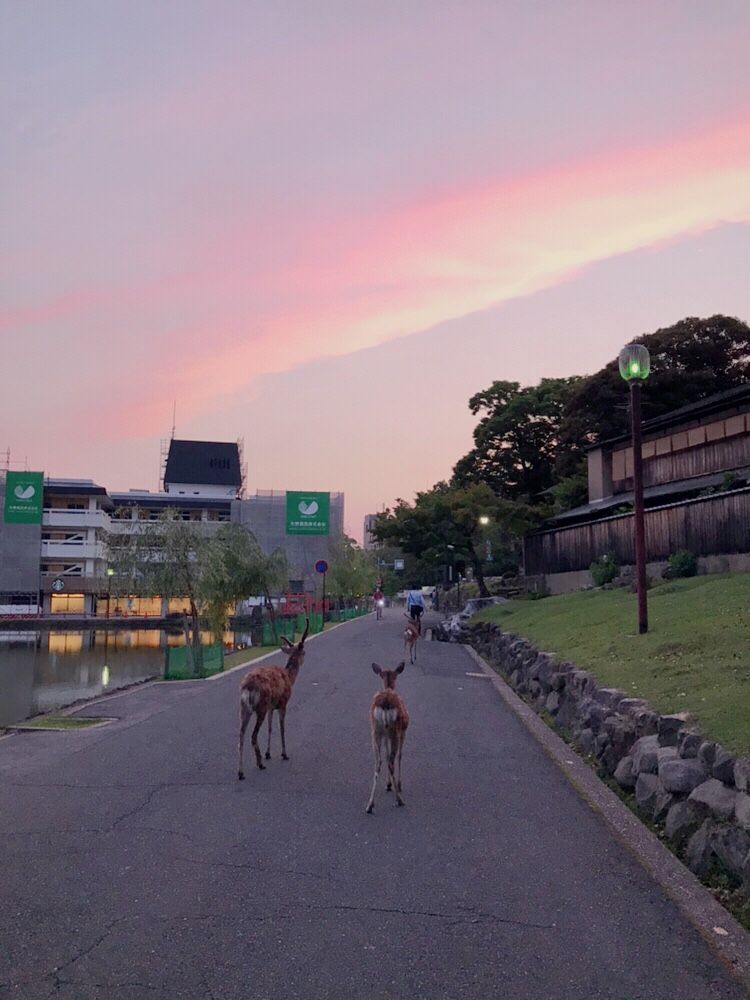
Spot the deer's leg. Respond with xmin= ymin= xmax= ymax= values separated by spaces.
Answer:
xmin=265 ymin=710 xmax=274 ymax=760
xmin=238 ymin=705 xmax=251 ymax=780
xmin=366 ymin=731 xmax=383 ymax=814
xmin=279 ymin=706 xmax=290 ymax=760
xmin=388 ymin=735 xmax=403 ymax=806
xmin=251 ymin=710 xmax=267 ymax=770
xmin=396 ymin=731 xmax=406 ymax=796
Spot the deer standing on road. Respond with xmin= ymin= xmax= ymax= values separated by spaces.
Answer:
xmin=403 ymin=615 xmax=419 ymax=664
xmin=237 ymin=620 xmax=309 ymax=780
xmin=366 ymin=661 xmax=409 ymax=813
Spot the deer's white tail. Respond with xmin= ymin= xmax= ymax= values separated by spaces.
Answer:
xmin=241 ymin=688 xmax=260 ymax=711
xmin=373 ymin=706 xmax=399 ymax=726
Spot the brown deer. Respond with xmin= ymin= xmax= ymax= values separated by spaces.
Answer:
xmin=366 ymin=661 xmax=409 ymax=813
xmin=237 ymin=619 xmax=309 ymax=780
xmin=403 ymin=615 xmax=419 ymax=664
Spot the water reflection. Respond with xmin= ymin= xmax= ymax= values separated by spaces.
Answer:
xmin=0 ymin=629 xmax=248 ymax=727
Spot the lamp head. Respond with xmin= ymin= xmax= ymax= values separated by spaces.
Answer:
xmin=618 ymin=343 xmax=650 ymax=382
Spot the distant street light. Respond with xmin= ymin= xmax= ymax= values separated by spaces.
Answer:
xmin=478 ymin=515 xmax=491 ymax=562
xmin=619 ymin=343 xmax=651 ymax=634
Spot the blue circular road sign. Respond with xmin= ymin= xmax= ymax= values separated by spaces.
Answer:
xmin=315 ymin=560 xmax=329 ymax=574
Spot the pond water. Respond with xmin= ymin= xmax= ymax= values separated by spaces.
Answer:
xmin=0 ymin=629 xmax=249 ymax=727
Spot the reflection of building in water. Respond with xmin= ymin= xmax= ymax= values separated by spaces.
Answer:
xmin=48 ymin=632 xmax=84 ymax=654
xmin=1 ymin=438 xmax=345 ymax=617
xmin=0 ymin=626 xmax=253 ymax=727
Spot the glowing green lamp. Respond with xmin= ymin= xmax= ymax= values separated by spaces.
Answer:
xmin=618 ymin=343 xmax=650 ymax=382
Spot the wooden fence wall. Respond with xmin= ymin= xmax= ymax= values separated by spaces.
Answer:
xmin=524 ymin=487 xmax=750 ymax=576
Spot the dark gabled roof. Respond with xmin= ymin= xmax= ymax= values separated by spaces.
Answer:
xmin=164 ymin=440 xmax=241 ymax=488
xmin=595 ymin=383 xmax=750 ymax=450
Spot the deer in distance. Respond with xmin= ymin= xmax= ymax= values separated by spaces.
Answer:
xmin=403 ymin=615 xmax=419 ymax=664
xmin=366 ymin=661 xmax=410 ymax=814
xmin=237 ymin=619 xmax=309 ymax=780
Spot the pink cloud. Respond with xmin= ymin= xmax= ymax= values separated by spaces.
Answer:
xmin=16 ymin=112 xmax=750 ymax=438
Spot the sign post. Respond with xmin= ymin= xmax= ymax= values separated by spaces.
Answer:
xmin=3 ymin=471 xmax=44 ymax=524
xmin=315 ymin=559 xmax=329 ymax=624
xmin=286 ymin=492 xmax=331 ymax=535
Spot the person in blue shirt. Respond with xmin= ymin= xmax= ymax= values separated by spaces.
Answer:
xmin=406 ymin=589 xmax=425 ymax=633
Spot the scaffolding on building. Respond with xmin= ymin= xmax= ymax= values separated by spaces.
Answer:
xmin=1 ymin=449 xmax=30 ymax=473
xmin=237 ymin=437 xmax=247 ymax=498
xmin=159 ymin=438 xmax=169 ymax=492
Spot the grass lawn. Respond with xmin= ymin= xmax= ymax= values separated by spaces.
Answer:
xmin=474 ymin=573 xmax=750 ymax=754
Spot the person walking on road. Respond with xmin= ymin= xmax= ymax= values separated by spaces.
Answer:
xmin=406 ymin=588 xmax=425 ymax=634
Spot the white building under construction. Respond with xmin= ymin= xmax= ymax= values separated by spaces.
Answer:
xmin=0 ymin=439 xmax=344 ymax=616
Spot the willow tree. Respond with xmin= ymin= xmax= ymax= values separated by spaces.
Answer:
xmin=106 ymin=510 xmax=209 ymax=655
xmin=106 ymin=513 xmax=288 ymax=650
xmin=327 ymin=535 xmax=377 ymax=604
xmin=201 ymin=523 xmax=287 ymax=641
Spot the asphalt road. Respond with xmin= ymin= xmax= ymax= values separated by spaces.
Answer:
xmin=0 ymin=609 xmax=745 ymax=999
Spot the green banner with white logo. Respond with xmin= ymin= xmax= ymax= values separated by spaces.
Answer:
xmin=286 ymin=491 xmax=330 ymax=535
xmin=3 ymin=471 xmax=44 ymax=524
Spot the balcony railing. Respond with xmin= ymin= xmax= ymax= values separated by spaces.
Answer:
xmin=40 ymin=540 xmax=106 ymax=561
xmin=43 ymin=509 xmax=110 ymax=529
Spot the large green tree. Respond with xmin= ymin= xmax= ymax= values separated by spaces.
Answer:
xmin=557 ymin=314 xmax=750 ymax=476
xmin=374 ymin=483 xmax=535 ymax=597
xmin=452 ymin=377 xmax=582 ymax=501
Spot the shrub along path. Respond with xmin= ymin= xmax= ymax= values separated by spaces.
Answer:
xmin=476 ymin=573 xmax=750 ymax=753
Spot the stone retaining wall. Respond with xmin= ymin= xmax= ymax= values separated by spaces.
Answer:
xmin=466 ymin=621 xmax=750 ymax=896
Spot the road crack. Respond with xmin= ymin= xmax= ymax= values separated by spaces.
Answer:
xmin=110 ymin=784 xmax=167 ymax=829
xmin=50 ymin=916 xmax=124 ymax=990
xmin=307 ymin=902 xmax=555 ymax=929
xmin=173 ymin=854 xmax=333 ymax=883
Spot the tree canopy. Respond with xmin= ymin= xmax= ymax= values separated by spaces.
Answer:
xmin=557 ymin=314 xmax=750 ymax=475
xmin=374 ymin=482 xmax=536 ymax=596
xmin=452 ymin=377 xmax=582 ymax=501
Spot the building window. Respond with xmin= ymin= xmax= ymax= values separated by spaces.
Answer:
xmin=50 ymin=594 xmax=86 ymax=615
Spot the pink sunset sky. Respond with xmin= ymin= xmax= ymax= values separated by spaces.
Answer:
xmin=3 ymin=1 xmax=750 ymax=539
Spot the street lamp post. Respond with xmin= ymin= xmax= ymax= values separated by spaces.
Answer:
xmin=446 ymin=544 xmax=456 ymax=608
xmin=618 ymin=344 xmax=651 ymax=634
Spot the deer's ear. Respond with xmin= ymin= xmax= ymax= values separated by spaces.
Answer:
xmin=396 ymin=661 xmax=406 ymax=674
xmin=371 ymin=663 xmax=381 ymax=676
